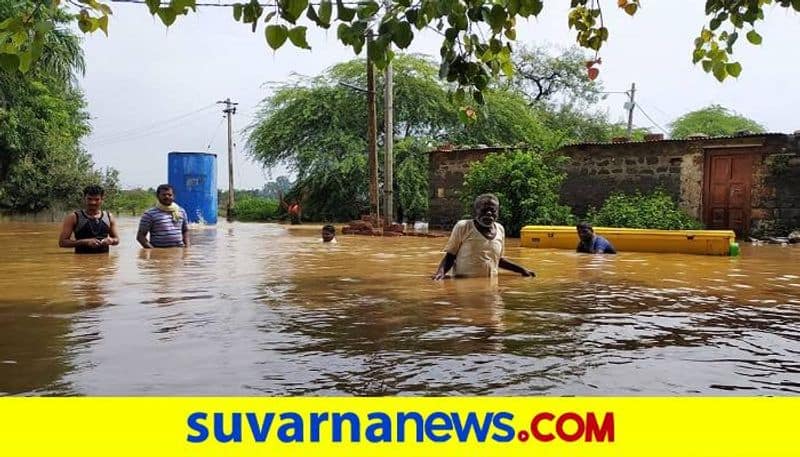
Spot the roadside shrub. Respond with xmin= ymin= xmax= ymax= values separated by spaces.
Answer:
xmin=588 ymin=190 xmax=703 ymax=230
xmin=462 ymin=150 xmax=575 ymax=237
xmin=231 ymin=196 xmax=279 ymax=222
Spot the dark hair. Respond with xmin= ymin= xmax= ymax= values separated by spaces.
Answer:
xmin=322 ymin=224 xmax=335 ymax=233
xmin=83 ymin=185 xmax=105 ymax=197
xmin=473 ymin=193 xmax=499 ymax=211
xmin=156 ymin=184 xmax=173 ymax=195
xmin=576 ymin=221 xmax=593 ymax=231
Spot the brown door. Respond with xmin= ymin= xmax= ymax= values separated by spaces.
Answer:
xmin=704 ymin=151 xmax=755 ymax=237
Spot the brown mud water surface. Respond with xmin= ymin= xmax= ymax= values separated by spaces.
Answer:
xmin=0 ymin=218 xmax=798 ymax=395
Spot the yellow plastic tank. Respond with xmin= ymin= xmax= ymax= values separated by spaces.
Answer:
xmin=520 ymin=225 xmax=739 ymax=256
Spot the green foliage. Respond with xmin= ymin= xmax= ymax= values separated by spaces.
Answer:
xmin=105 ymin=187 xmax=156 ymax=215
xmin=231 ymin=195 xmax=280 ymax=222
xmin=669 ymin=104 xmax=765 ymax=139
xmin=461 ymin=150 xmax=574 ymax=237
xmin=510 ymin=45 xmax=604 ymax=107
xmin=536 ymin=105 xmax=650 ymax=146
xmin=0 ymin=1 xmax=109 ymax=212
xmin=246 ymin=55 xmax=552 ymax=222
xmin=588 ymin=190 xmax=703 ymax=230
xmin=394 ymin=138 xmax=428 ymax=222
xmin=2 ymin=1 xmax=797 ymax=104
xmin=692 ymin=0 xmax=800 ymax=81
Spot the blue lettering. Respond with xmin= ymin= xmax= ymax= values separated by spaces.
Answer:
xmin=186 ymin=412 xmax=208 ymax=443
xmin=246 ymin=412 xmax=275 ymax=442
xmin=451 ymin=412 xmax=493 ymax=442
xmin=424 ymin=412 xmax=453 ymax=442
xmin=332 ymin=412 xmax=360 ymax=442
xmin=214 ymin=412 xmax=242 ymax=443
xmin=277 ymin=413 xmax=304 ymax=442
xmin=310 ymin=412 xmax=329 ymax=442
xmin=365 ymin=413 xmax=392 ymax=443
xmin=491 ymin=412 xmax=515 ymax=442
xmin=396 ymin=412 xmax=424 ymax=442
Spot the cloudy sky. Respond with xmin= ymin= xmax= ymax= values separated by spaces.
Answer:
xmin=78 ymin=1 xmax=800 ymax=189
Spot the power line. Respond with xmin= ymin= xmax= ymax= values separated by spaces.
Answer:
xmin=205 ymin=116 xmax=225 ymax=150
xmin=636 ymin=103 xmax=669 ymax=135
xmin=88 ymin=103 xmax=216 ymax=145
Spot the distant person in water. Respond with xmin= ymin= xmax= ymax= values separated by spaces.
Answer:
xmin=59 ymin=185 xmax=120 ymax=254
xmin=279 ymin=192 xmax=302 ymax=225
xmin=432 ymin=193 xmax=535 ymax=279
xmin=137 ymin=184 xmax=190 ymax=249
xmin=288 ymin=201 xmax=301 ymax=225
xmin=321 ymin=224 xmax=337 ymax=243
xmin=576 ymin=222 xmax=616 ymax=254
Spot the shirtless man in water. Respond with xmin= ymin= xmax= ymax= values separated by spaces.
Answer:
xmin=58 ymin=185 xmax=120 ymax=254
xmin=432 ymin=193 xmax=535 ymax=279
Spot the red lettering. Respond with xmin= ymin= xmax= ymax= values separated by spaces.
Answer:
xmin=555 ymin=412 xmax=585 ymax=442
xmin=585 ymin=412 xmax=615 ymax=442
xmin=530 ymin=412 xmax=555 ymax=442
xmin=530 ymin=412 xmax=614 ymax=443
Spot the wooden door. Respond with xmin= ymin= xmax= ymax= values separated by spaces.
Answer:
xmin=704 ymin=151 xmax=755 ymax=237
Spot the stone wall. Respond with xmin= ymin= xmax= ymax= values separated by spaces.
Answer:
xmin=751 ymin=134 xmax=800 ymax=235
xmin=427 ymin=134 xmax=800 ymax=236
xmin=428 ymin=147 xmax=511 ymax=229
xmin=559 ymin=141 xmax=691 ymax=217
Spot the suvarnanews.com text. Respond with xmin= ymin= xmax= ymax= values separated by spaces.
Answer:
xmin=187 ymin=410 xmax=615 ymax=444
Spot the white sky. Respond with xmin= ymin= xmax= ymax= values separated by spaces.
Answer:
xmin=79 ymin=1 xmax=800 ymax=190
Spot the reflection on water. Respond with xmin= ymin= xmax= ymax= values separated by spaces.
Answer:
xmin=0 ymin=218 xmax=798 ymax=395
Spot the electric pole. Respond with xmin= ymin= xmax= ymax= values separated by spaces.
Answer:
xmin=626 ymin=82 xmax=636 ymax=139
xmin=383 ymin=19 xmax=394 ymax=226
xmin=217 ymin=98 xmax=238 ymax=221
xmin=366 ymin=32 xmax=380 ymax=225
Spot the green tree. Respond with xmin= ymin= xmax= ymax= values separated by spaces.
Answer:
xmin=669 ymin=104 xmax=765 ymax=139
xmin=246 ymin=54 xmax=554 ymax=221
xmin=461 ymin=150 xmax=574 ymax=237
xmin=588 ymin=190 xmax=702 ymax=230
xmin=2 ymin=1 xmax=798 ymax=100
xmin=510 ymin=45 xmax=603 ymax=107
xmin=394 ymin=138 xmax=428 ymax=223
xmin=0 ymin=1 xmax=105 ymax=212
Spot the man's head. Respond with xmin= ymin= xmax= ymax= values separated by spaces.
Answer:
xmin=83 ymin=185 xmax=105 ymax=212
xmin=156 ymin=184 xmax=174 ymax=206
xmin=321 ymin=224 xmax=336 ymax=242
xmin=473 ymin=193 xmax=500 ymax=228
xmin=577 ymin=222 xmax=595 ymax=243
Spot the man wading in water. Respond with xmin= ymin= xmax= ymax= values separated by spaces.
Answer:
xmin=137 ymin=184 xmax=190 ymax=249
xmin=58 ymin=185 xmax=120 ymax=254
xmin=432 ymin=193 xmax=535 ymax=279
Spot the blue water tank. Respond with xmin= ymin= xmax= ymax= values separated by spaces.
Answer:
xmin=168 ymin=152 xmax=217 ymax=224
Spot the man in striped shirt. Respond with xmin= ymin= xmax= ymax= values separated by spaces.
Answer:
xmin=137 ymin=184 xmax=190 ymax=248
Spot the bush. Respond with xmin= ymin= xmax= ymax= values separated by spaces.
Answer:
xmin=231 ymin=196 xmax=279 ymax=222
xmin=588 ymin=190 xmax=703 ymax=230
xmin=462 ymin=150 xmax=575 ymax=237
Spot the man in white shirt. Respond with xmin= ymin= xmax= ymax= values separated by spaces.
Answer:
xmin=432 ymin=194 xmax=535 ymax=279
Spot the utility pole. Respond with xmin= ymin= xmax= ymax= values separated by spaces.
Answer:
xmin=366 ymin=32 xmax=380 ymax=225
xmin=383 ymin=22 xmax=394 ymax=226
xmin=626 ymin=82 xmax=636 ymax=139
xmin=217 ymin=98 xmax=238 ymax=221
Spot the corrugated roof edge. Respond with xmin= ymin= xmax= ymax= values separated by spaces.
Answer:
xmin=427 ymin=133 xmax=790 ymax=153
xmin=562 ymin=132 xmax=787 ymax=148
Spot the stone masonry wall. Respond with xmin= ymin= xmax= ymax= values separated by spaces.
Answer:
xmin=427 ymin=135 xmax=800 ymax=236
xmin=751 ymin=134 xmax=800 ymax=235
xmin=428 ymin=147 xmax=511 ymax=229
xmin=560 ymin=142 xmax=692 ymax=218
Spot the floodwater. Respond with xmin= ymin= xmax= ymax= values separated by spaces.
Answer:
xmin=1 ymin=218 xmax=798 ymax=396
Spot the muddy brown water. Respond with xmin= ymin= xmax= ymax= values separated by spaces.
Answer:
xmin=1 ymin=218 xmax=798 ymax=395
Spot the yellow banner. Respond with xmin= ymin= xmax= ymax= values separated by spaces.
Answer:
xmin=0 ymin=397 xmax=797 ymax=457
